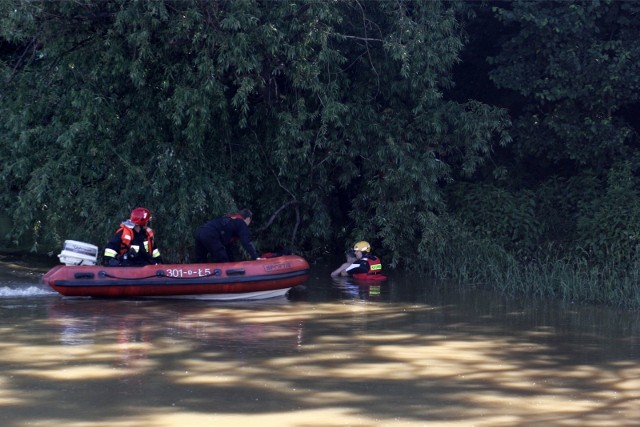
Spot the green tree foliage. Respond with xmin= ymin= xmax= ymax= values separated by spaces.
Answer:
xmin=576 ymin=162 xmax=640 ymax=267
xmin=489 ymin=0 xmax=640 ymax=168
xmin=448 ymin=182 xmax=542 ymax=256
xmin=0 ymin=1 xmax=508 ymax=264
xmin=481 ymin=0 xmax=640 ymax=265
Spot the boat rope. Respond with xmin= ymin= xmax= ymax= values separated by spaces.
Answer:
xmin=98 ymin=268 xmax=223 ymax=280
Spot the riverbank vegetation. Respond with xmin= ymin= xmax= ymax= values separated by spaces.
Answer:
xmin=1 ymin=1 xmax=639 ymax=308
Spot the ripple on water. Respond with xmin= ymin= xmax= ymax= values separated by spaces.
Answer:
xmin=0 ymin=284 xmax=57 ymax=297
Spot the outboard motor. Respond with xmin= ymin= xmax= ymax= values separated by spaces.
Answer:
xmin=57 ymin=240 xmax=98 ymax=266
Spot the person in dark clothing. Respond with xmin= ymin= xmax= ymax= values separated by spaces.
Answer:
xmin=194 ymin=208 xmax=260 ymax=263
xmin=103 ymin=207 xmax=163 ymax=266
xmin=331 ymin=249 xmax=357 ymax=277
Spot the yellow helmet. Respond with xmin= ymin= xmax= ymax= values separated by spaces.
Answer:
xmin=353 ymin=241 xmax=371 ymax=253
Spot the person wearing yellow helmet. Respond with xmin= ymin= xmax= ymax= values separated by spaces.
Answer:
xmin=331 ymin=240 xmax=383 ymax=277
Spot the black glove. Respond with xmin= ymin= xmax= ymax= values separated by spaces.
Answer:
xmin=103 ymin=257 xmax=120 ymax=267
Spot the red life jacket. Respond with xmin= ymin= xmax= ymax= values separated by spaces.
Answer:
xmin=352 ymin=257 xmax=385 ymax=281
xmin=365 ymin=256 xmax=382 ymax=274
xmin=352 ymin=272 xmax=387 ymax=281
xmin=116 ymin=225 xmax=155 ymax=257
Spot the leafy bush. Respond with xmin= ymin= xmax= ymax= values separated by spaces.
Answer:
xmin=575 ymin=162 xmax=640 ymax=268
xmin=447 ymin=182 xmax=542 ymax=258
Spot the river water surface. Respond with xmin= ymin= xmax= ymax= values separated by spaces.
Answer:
xmin=0 ymin=256 xmax=638 ymax=426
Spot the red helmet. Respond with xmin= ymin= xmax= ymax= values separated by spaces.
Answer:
xmin=130 ymin=207 xmax=152 ymax=226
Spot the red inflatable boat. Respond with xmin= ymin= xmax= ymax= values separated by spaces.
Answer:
xmin=42 ymin=241 xmax=310 ymax=300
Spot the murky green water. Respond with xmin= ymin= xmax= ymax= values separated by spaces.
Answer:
xmin=0 ymin=257 xmax=638 ymax=426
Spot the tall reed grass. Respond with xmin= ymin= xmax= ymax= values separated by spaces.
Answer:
xmin=423 ymin=238 xmax=640 ymax=309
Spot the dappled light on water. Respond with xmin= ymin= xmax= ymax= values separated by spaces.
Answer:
xmin=0 ymin=294 xmax=638 ymax=427
xmin=0 ymin=259 xmax=638 ymax=427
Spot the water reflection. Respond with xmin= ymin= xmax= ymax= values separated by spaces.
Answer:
xmin=330 ymin=276 xmax=387 ymax=301
xmin=0 ymin=260 xmax=638 ymax=426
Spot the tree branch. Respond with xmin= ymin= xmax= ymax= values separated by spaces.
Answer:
xmin=257 ymin=199 xmax=299 ymax=233
xmin=5 ymin=37 xmax=39 ymax=84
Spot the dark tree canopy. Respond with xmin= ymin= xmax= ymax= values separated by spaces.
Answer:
xmin=0 ymin=0 xmax=508 ymax=265
xmin=485 ymin=0 xmax=640 ymax=264
xmin=3 ymin=0 xmax=639 ymax=290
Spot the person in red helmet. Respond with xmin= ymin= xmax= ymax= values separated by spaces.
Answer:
xmin=103 ymin=207 xmax=163 ymax=266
